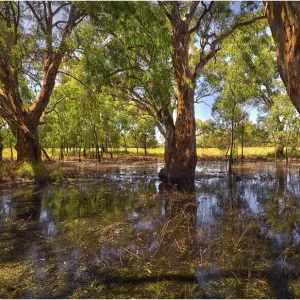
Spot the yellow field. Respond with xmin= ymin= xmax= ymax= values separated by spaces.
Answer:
xmin=1 ymin=146 xmax=280 ymax=160
xmin=196 ymin=147 xmax=276 ymax=157
xmin=126 ymin=147 xmax=276 ymax=157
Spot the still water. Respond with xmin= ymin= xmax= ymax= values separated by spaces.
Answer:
xmin=1 ymin=161 xmax=300 ymax=298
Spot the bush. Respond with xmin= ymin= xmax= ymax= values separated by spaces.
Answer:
xmin=33 ymin=163 xmax=49 ymax=182
xmin=49 ymin=169 xmax=64 ymax=182
xmin=16 ymin=163 xmax=34 ymax=178
xmin=16 ymin=162 xmax=49 ymax=182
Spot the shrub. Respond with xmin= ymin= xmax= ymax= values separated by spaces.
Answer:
xmin=16 ymin=162 xmax=49 ymax=182
xmin=49 ymin=169 xmax=64 ymax=182
xmin=16 ymin=163 xmax=34 ymax=178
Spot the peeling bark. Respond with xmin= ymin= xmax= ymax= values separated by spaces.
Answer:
xmin=265 ymin=2 xmax=300 ymax=112
xmin=0 ymin=2 xmax=83 ymax=163
xmin=160 ymin=2 xmax=264 ymax=184
xmin=160 ymin=9 xmax=197 ymax=184
xmin=15 ymin=123 xmax=41 ymax=163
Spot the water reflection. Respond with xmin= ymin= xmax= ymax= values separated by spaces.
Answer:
xmin=1 ymin=162 xmax=300 ymax=298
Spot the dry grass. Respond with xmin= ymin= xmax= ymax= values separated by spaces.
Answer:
xmin=1 ymin=146 xmax=295 ymax=162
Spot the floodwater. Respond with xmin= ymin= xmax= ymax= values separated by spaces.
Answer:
xmin=1 ymin=161 xmax=300 ymax=298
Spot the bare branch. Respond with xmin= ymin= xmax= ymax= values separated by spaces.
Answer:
xmin=51 ymin=2 xmax=71 ymax=16
xmin=45 ymin=95 xmax=68 ymax=114
xmin=159 ymin=3 xmax=173 ymax=22
xmin=185 ymin=1 xmax=200 ymax=24
xmin=211 ymin=15 xmax=266 ymax=47
xmin=156 ymin=121 xmax=166 ymax=138
xmin=193 ymin=14 xmax=266 ymax=79
xmin=19 ymin=70 xmax=42 ymax=87
xmin=170 ymin=2 xmax=181 ymax=21
xmin=52 ymin=20 xmax=68 ymax=28
xmin=57 ymin=71 xmax=97 ymax=100
xmin=42 ymin=1 xmax=49 ymax=27
xmin=25 ymin=2 xmax=47 ymax=34
xmin=29 ymin=3 xmax=83 ymax=121
xmin=188 ymin=1 xmax=214 ymax=34
xmin=107 ymin=67 xmax=137 ymax=78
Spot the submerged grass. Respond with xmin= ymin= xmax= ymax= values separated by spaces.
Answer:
xmin=0 ymin=161 xmax=65 ymax=184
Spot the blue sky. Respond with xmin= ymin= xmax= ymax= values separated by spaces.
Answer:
xmin=195 ymin=96 xmax=258 ymax=123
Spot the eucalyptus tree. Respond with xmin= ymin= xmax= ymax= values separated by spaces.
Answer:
xmin=0 ymin=2 xmax=84 ymax=163
xmin=202 ymin=17 xmax=294 ymax=156
xmin=202 ymin=21 xmax=265 ymax=172
xmin=81 ymin=2 xmax=176 ymax=163
xmin=262 ymin=93 xmax=299 ymax=162
xmin=84 ymin=1 xmax=266 ymax=183
xmin=157 ymin=1 xmax=265 ymax=183
xmin=0 ymin=118 xmax=6 ymax=161
xmin=264 ymin=2 xmax=300 ymax=113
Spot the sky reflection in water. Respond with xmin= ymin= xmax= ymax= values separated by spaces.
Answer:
xmin=1 ymin=162 xmax=300 ymax=298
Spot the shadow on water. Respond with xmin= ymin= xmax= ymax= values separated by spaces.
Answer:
xmin=1 ymin=162 xmax=300 ymax=298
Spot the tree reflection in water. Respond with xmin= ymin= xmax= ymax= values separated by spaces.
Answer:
xmin=1 ymin=162 xmax=300 ymax=298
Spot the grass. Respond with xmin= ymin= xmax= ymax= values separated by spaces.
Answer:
xmin=196 ymin=147 xmax=276 ymax=158
xmin=3 ymin=146 xmax=300 ymax=161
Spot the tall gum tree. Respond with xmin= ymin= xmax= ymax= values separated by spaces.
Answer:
xmin=159 ymin=2 xmax=265 ymax=184
xmin=81 ymin=3 xmax=176 ymax=161
xmin=264 ymin=2 xmax=300 ymax=113
xmin=0 ymin=2 xmax=83 ymax=163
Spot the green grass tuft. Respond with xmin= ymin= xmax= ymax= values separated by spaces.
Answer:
xmin=49 ymin=169 xmax=64 ymax=182
xmin=16 ymin=162 xmax=34 ymax=178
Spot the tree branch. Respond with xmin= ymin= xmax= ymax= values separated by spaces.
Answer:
xmin=159 ymin=3 xmax=173 ymax=22
xmin=29 ymin=3 xmax=83 ymax=121
xmin=25 ymin=2 xmax=47 ymax=34
xmin=45 ymin=95 xmax=68 ymax=114
xmin=188 ymin=1 xmax=214 ymax=34
xmin=211 ymin=15 xmax=266 ymax=47
xmin=51 ymin=2 xmax=71 ymax=17
xmin=57 ymin=70 xmax=98 ymax=100
xmin=193 ymin=14 xmax=266 ymax=79
xmin=185 ymin=1 xmax=200 ymax=24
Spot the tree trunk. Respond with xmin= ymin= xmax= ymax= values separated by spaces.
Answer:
xmin=265 ymin=2 xmax=300 ymax=112
xmin=15 ymin=125 xmax=41 ymax=163
xmin=96 ymin=146 xmax=101 ymax=162
xmin=122 ymin=134 xmax=128 ymax=154
xmin=241 ymin=123 xmax=244 ymax=163
xmin=276 ymin=144 xmax=284 ymax=157
xmin=59 ymin=143 xmax=64 ymax=161
xmin=135 ymin=133 xmax=139 ymax=155
xmin=170 ymin=88 xmax=197 ymax=183
xmin=161 ymin=12 xmax=197 ymax=184
xmin=42 ymin=147 xmax=51 ymax=161
xmin=229 ymin=117 xmax=234 ymax=175
xmin=144 ymin=136 xmax=147 ymax=156
xmin=9 ymin=138 xmax=13 ymax=161
xmin=0 ymin=136 xmax=3 ymax=162
xmin=241 ymin=134 xmax=244 ymax=163
xmin=274 ymin=139 xmax=277 ymax=163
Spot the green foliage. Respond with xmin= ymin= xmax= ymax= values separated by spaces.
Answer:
xmin=244 ymin=280 xmax=272 ymax=299
xmin=49 ymin=169 xmax=64 ymax=182
xmin=288 ymin=280 xmax=300 ymax=298
xmin=207 ymin=277 xmax=242 ymax=298
xmin=16 ymin=163 xmax=34 ymax=178
xmin=16 ymin=162 xmax=49 ymax=182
